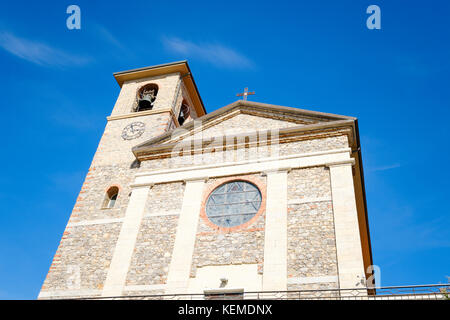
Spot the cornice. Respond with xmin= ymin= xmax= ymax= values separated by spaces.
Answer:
xmin=107 ymin=108 xmax=173 ymax=121
xmin=133 ymin=121 xmax=355 ymax=161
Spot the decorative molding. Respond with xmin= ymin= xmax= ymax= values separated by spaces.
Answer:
xmin=131 ymin=149 xmax=354 ymax=187
xmin=287 ymin=276 xmax=338 ymax=285
xmin=107 ymin=108 xmax=173 ymax=121
xmin=144 ymin=210 xmax=180 ymax=218
xmin=67 ymin=217 xmax=124 ymax=227
xmin=134 ymin=124 xmax=353 ymax=161
xmin=183 ymin=176 xmax=209 ymax=183
xmin=136 ymin=148 xmax=350 ymax=178
xmin=124 ymin=284 xmax=166 ymax=292
xmin=38 ymin=289 xmax=101 ymax=299
xmin=287 ymin=197 xmax=332 ymax=205
xmin=262 ymin=167 xmax=291 ymax=175
xmin=132 ymin=100 xmax=355 ymax=156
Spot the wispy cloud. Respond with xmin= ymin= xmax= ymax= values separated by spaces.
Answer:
xmin=369 ymin=163 xmax=402 ymax=172
xmin=162 ymin=36 xmax=254 ymax=69
xmin=0 ymin=31 xmax=91 ymax=67
xmin=90 ymin=23 xmax=134 ymax=59
xmin=94 ymin=24 xmax=124 ymax=49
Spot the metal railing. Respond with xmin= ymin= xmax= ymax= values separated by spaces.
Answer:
xmin=75 ymin=284 xmax=450 ymax=300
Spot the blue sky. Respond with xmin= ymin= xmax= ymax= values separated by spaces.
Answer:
xmin=0 ymin=1 xmax=449 ymax=299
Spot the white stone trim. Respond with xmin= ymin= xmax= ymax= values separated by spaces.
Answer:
xmin=67 ymin=218 xmax=124 ymax=227
xmin=143 ymin=210 xmax=180 ymax=217
xmin=102 ymin=186 xmax=150 ymax=297
xmin=38 ymin=289 xmax=102 ymax=299
xmin=132 ymin=149 xmax=353 ymax=186
xmin=329 ymin=163 xmax=366 ymax=289
xmin=287 ymin=276 xmax=338 ymax=285
xmin=106 ymin=108 xmax=173 ymax=121
xmin=165 ymin=179 xmax=205 ymax=294
xmin=287 ymin=197 xmax=332 ymax=205
xmin=135 ymin=148 xmax=350 ymax=178
xmin=262 ymin=170 xmax=288 ymax=291
xmin=124 ymin=284 xmax=166 ymax=292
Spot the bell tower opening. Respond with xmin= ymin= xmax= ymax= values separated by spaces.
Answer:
xmin=178 ymin=100 xmax=191 ymax=126
xmin=136 ymin=83 xmax=158 ymax=112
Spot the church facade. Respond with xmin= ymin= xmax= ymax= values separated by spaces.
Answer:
xmin=39 ymin=61 xmax=373 ymax=299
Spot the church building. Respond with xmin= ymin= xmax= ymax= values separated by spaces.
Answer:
xmin=39 ymin=61 xmax=373 ymax=299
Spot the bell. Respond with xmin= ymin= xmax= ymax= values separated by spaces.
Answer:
xmin=138 ymin=94 xmax=154 ymax=111
xmin=178 ymin=110 xmax=186 ymax=126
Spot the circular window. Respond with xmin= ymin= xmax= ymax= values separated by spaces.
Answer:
xmin=205 ymin=181 xmax=262 ymax=228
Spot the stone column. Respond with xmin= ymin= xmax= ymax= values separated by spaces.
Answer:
xmin=165 ymin=178 xmax=206 ymax=295
xmin=102 ymin=185 xmax=150 ymax=297
xmin=329 ymin=163 xmax=366 ymax=290
xmin=262 ymin=170 xmax=288 ymax=293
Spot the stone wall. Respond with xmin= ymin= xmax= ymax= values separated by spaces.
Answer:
xmin=287 ymin=167 xmax=338 ymax=288
xmin=286 ymin=282 xmax=339 ymax=298
xmin=41 ymin=222 xmax=121 ymax=293
xmin=94 ymin=114 xmax=172 ymax=166
xmin=279 ymin=135 xmax=348 ymax=156
xmin=126 ymin=182 xmax=184 ymax=286
xmin=126 ymin=215 xmax=178 ymax=286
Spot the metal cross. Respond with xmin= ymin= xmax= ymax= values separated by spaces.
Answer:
xmin=236 ymin=87 xmax=255 ymax=101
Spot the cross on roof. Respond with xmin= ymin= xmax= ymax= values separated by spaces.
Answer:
xmin=236 ymin=87 xmax=255 ymax=101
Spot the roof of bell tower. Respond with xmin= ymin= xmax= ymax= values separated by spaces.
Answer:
xmin=113 ymin=60 xmax=206 ymax=117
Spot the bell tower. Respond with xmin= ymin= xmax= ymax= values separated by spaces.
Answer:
xmin=92 ymin=60 xmax=206 ymax=166
xmin=39 ymin=61 xmax=205 ymax=298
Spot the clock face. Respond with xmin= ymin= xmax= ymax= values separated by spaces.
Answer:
xmin=121 ymin=122 xmax=145 ymax=140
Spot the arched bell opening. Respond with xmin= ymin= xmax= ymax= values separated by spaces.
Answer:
xmin=136 ymin=83 xmax=158 ymax=112
xmin=178 ymin=100 xmax=191 ymax=126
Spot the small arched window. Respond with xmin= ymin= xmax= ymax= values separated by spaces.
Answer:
xmin=178 ymin=101 xmax=191 ymax=126
xmin=103 ymin=186 xmax=119 ymax=209
xmin=135 ymin=84 xmax=158 ymax=112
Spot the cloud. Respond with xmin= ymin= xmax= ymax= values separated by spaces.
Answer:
xmin=90 ymin=23 xmax=134 ymax=60
xmin=94 ymin=24 xmax=123 ymax=49
xmin=162 ymin=36 xmax=254 ymax=69
xmin=91 ymin=23 xmax=128 ymax=52
xmin=369 ymin=163 xmax=402 ymax=172
xmin=0 ymin=31 xmax=91 ymax=67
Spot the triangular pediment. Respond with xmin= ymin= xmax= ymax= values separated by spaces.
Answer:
xmin=133 ymin=100 xmax=355 ymax=159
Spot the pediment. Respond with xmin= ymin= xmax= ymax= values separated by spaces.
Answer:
xmin=132 ymin=100 xmax=356 ymax=158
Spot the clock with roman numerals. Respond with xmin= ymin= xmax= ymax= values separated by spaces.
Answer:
xmin=121 ymin=122 xmax=145 ymax=140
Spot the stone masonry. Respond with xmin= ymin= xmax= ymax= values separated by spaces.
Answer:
xmin=39 ymin=62 xmax=369 ymax=299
